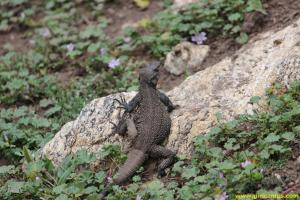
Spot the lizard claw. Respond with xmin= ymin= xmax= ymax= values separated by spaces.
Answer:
xmin=157 ymin=169 xmax=167 ymax=178
xmin=109 ymin=121 xmax=118 ymax=129
xmin=113 ymin=95 xmax=130 ymax=112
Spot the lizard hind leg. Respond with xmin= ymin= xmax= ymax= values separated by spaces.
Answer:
xmin=148 ymin=145 xmax=176 ymax=177
xmin=126 ymin=117 xmax=137 ymax=139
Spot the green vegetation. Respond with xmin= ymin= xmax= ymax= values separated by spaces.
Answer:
xmin=2 ymin=0 xmax=298 ymax=199
xmin=1 ymin=81 xmax=300 ymax=199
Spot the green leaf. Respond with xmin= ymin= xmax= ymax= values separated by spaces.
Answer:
xmin=67 ymin=50 xmax=82 ymax=58
xmin=264 ymin=133 xmax=280 ymax=143
xmin=236 ymin=32 xmax=249 ymax=44
xmin=249 ymin=96 xmax=261 ymax=104
xmin=87 ymin=43 xmax=101 ymax=53
xmin=259 ymin=149 xmax=270 ymax=159
xmin=39 ymin=99 xmax=54 ymax=108
xmin=246 ymin=0 xmax=266 ymax=14
xmin=53 ymin=184 xmax=67 ymax=194
xmin=57 ymin=166 xmax=75 ymax=184
xmin=208 ymin=147 xmax=223 ymax=158
xmin=31 ymin=117 xmax=51 ymax=128
xmin=200 ymin=184 xmax=211 ymax=192
xmin=208 ymin=127 xmax=222 ymax=136
xmin=270 ymin=144 xmax=284 ymax=152
xmin=172 ymin=161 xmax=184 ymax=173
xmin=13 ymin=106 xmax=28 ymax=118
xmin=80 ymin=24 xmax=106 ymax=39
xmin=224 ymin=138 xmax=240 ymax=150
xmin=45 ymin=105 xmax=61 ymax=117
xmin=219 ymin=161 xmax=236 ymax=170
xmin=84 ymin=186 xmax=98 ymax=194
xmin=95 ymin=171 xmax=106 ymax=184
xmin=225 ymin=120 xmax=239 ymax=129
xmin=23 ymin=146 xmax=32 ymax=162
xmin=195 ymin=175 xmax=207 ymax=183
xmin=56 ymin=194 xmax=70 ymax=200
xmin=0 ymin=165 xmax=15 ymax=174
xmin=293 ymin=125 xmax=300 ymax=134
xmin=178 ymin=186 xmax=193 ymax=200
xmin=146 ymin=180 xmax=163 ymax=191
xmin=75 ymin=149 xmax=96 ymax=164
xmin=87 ymin=193 xmax=100 ymax=200
xmin=181 ymin=167 xmax=199 ymax=179
xmin=25 ymin=161 xmax=44 ymax=180
xmin=7 ymin=180 xmax=25 ymax=193
xmin=228 ymin=13 xmax=242 ymax=22
xmin=281 ymin=132 xmax=295 ymax=141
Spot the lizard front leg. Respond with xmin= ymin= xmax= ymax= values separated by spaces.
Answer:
xmin=148 ymin=145 xmax=176 ymax=176
xmin=113 ymin=93 xmax=140 ymax=113
xmin=157 ymin=91 xmax=176 ymax=112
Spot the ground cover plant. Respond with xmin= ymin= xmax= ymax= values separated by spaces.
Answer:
xmin=1 ymin=0 xmax=299 ymax=199
xmin=1 ymin=81 xmax=300 ymax=199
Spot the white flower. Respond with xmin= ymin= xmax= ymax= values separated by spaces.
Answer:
xmin=66 ymin=43 xmax=75 ymax=52
xmin=240 ymin=160 xmax=252 ymax=168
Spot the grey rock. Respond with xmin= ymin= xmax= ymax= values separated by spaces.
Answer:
xmin=164 ymin=42 xmax=210 ymax=75
xmin=43 ymin=18 xmax=300 ymax=166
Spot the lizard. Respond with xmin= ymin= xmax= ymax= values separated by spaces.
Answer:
xmin=111 ymin=61 xmax=176 ymax=185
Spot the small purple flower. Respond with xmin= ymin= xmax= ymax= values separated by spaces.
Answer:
xmin=191 ymin=32 xmax=207 ymax=45
xmin=214 ymin=192 xmax=229 ymax=200
xmin=66 ymin=43 xmax=75 ymax=52
xmin=107 ymin=176 xmax=113 ymax=183
xmin=240 ymin=160 xmax=252 ymax=168
xmin=124 ymin=37 xmax=131 ymax=43
xmin=219 ymin=172 xmax=224 ymax=179
xmin=41 ymin=28 xmax=51 ymax=38
xmin=108 ymin=58 xmax=120 ymax=69
xmin=100 ymin=48 xmax=107 ymax=56
xmin=136 ymin=194 xmax=142 ymax=200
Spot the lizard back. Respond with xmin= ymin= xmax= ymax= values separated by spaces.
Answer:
xmin=132 ymin=83 xmax=171 ymax=151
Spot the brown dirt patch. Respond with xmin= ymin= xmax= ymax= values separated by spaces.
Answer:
xmin=275 ymin=147 xmax=300 ymax=194
xmin=103 ymin=0 xmax=162 ymax=38
xmin=0 ymin=32 xmax=31 ymax=56
xmin=0 ymin=158 xmax=10 ymax=166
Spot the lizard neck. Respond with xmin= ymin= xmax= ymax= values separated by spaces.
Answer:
xmin=139 ymin=81 xmax=156 ymax=98
xmin=139 ymin=79 xmax=156 ymax=89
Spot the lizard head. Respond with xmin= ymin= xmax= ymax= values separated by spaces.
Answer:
xmin=139 ymin=61 xmax=160 ymax=88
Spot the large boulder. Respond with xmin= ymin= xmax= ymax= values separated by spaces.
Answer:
xmin=164 ymin=42 xmax=210 ymax=75
xmin=42 ymin=18 xmax=300 ymax=166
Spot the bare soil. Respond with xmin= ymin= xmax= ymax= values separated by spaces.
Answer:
xmin=276 ymin=147 xmax=300 ymax=193
xmin=103 ymin=0 xmax=162 ymax=38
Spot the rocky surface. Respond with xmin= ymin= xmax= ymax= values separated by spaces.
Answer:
xmin=173 ymin=0 xmax=197 ymax=7
xmin=164 ymin=42 xmax=210 ymax=75
xmin=42 ymin=18 xmax=300 ymax=166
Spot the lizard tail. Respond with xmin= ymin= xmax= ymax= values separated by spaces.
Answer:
xmin=114 ymin=149 xmax=147 ymax=185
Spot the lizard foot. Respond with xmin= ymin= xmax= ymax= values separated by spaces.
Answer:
xmin=113 ymin=95 xmax=130 ymax=112
xmin=157 ymin=169 xmax=167 ymax=178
